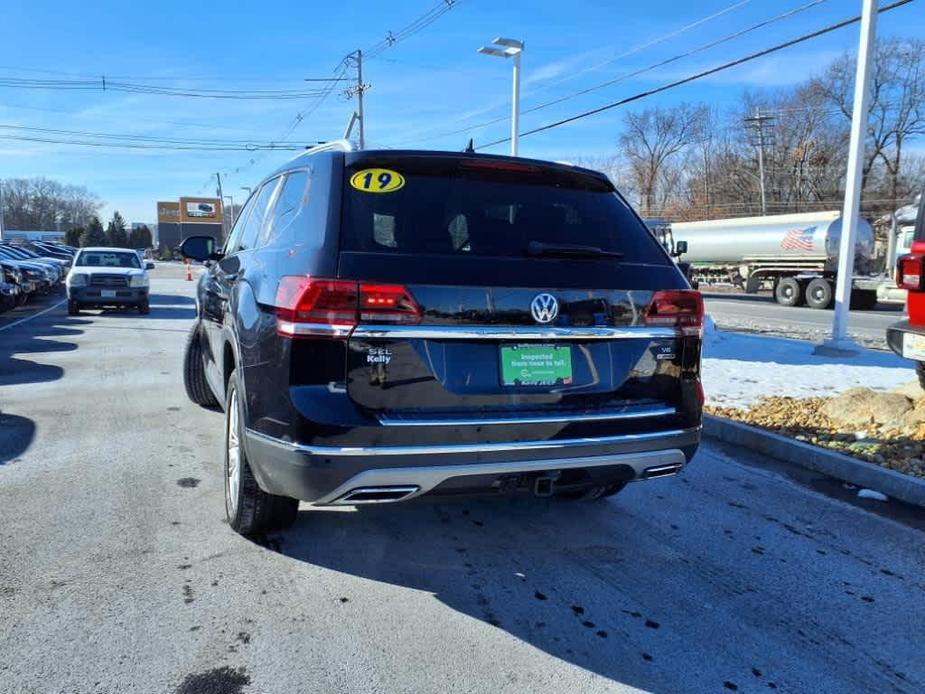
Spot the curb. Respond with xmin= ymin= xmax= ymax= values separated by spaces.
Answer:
xmin=703 ymin=414 xmax=925 ymax=508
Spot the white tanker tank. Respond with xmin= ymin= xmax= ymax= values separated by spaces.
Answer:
xmin=658 ymin=212 xmax=880 ymax=309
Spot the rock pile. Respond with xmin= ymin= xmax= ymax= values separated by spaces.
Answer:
xmin=707 ymin=382 xmax=925 ymax=479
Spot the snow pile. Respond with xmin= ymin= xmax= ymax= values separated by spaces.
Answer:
xmin=702 ymin=328 xmax=913 ymax=409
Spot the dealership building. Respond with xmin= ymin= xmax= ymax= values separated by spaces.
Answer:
xmin=156 ymin=197 xmax=224 ymax=251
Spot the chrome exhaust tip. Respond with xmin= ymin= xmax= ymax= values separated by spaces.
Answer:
xmin=643 ymin=463 xmax=683 ymax=480
xmin=332 ymin=486 xmax=420 ymax=505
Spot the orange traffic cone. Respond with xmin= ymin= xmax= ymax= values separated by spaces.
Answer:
xmin=185 ymin=259 xmax=192 ymax=281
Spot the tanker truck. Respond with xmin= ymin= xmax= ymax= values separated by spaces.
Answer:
xmin=660 ymin=211 xmax=881 ymax=310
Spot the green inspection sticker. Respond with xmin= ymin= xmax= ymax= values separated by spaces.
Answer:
xmin=500 ymin=344 xmax=573 ymax=386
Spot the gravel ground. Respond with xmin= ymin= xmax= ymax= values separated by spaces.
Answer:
xmin=708 ymin=396 xmax=925 ymax=479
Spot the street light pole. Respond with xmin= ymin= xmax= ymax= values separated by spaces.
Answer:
xmin=821 ymin=0 xmax=878 ymax=355
xmin=511 ymin=49 xmax=521 ymax=157
xmin=240 ymin=186 xmax=252 ymax=198
xmin=478 ymin=37 xmax=524 ymax=157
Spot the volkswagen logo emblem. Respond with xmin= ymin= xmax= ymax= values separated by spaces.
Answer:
xmin=530 ymin=293 xmax=559 ymax=324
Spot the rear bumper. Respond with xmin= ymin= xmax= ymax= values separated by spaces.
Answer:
xmin=886 ymin=319 xmax=924 ymax=359
xmin=244 ymin=425 xmax=701 ymax=504
xmin=69 ymin=287 xmax=148 ymax=305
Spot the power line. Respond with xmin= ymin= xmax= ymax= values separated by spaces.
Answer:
xmin=0 ymin=134 xmax=301 ymax=151
xmin=0 ymin=124 xmax=304 ymax=148
xmin=208 ymin=0 xmax=466 ymax=193
xmin=521 ymin=0 xmax=760 ymax=100
xmin=476 ymin=0 xmax=914 ymax=151
xmin=0 ymin=76 xmax=332 ymax=99
xmin=365 ymin=0 xmax=462 ymax=60
xmin=0 ymin=64 xmax=330 ymax=82
xmin=414 ymin=0 xmax=827 ymax=145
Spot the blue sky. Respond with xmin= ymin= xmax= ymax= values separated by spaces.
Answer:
xmin=1 ymin=0 xmax=922 ymax=223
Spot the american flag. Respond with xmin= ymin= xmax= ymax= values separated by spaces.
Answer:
xmin=781 ymin=226 xmax=816 ymax=251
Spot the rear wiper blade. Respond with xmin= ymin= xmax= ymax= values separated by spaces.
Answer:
xmin=526 ymin=241 xmax=624 ymax=260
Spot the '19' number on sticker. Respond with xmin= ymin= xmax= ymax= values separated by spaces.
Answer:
xmin=350 ymin=168 xmax=405 ymax=194
xmin=361 ymin=171 xmax=393 ymax=190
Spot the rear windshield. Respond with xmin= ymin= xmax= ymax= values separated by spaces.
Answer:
xmin=76 ymin=251 xmax=141 ymax=269
xmin=341 ymin=157 xmax=668 ymax=264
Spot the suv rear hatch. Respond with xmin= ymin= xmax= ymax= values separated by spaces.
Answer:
xmin=299 ymin=152 xmax=700 ymax=427
xmin=339 ymin=153 xmax=701 ymax=425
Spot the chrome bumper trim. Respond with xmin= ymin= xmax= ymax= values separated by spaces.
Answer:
xmin=377 ymin=405 xmax=677 ymax=427
xmin=351 ymin=324 xmax=679 ymax=341
xmin=276 ymin=321 xmax=354 ymax=338
xmin=312 ymin=448 xmax=687 ymax=505
xmin=245 ymin=426 xmax=700 ymax=457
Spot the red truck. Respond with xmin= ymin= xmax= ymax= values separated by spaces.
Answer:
xmin=887 ymin=190 xmax=925 ymax=387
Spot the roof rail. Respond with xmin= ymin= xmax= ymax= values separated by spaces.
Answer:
xmin=288 ymin=139 xmax=354 ymax=162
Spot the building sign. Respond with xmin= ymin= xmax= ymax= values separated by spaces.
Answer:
xmin=157 ymin=201 xmax=180 ymax=223
xmin=179 ymin=197 xmax=223 ymax=224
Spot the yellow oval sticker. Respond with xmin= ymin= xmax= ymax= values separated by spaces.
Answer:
xmin=350 ymin=168 xmax=405 ymax=194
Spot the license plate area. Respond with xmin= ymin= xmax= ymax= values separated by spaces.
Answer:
xmin=500 ymin=344 xmax=573 ymax=387
xmin=903 ymin=332 xmax=925 ymax=360
xmin=101 ymin=290 xmax=117 ymax=298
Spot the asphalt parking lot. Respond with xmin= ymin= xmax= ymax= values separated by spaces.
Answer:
xmin=1 ymin=266 xmax=924 ymax=693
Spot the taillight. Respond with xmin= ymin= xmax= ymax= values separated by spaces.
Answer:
xmin=274 ymin=276 xmax=420 ymax=337
xmin=644 ymin=289 xmax=704 ymax=336
xmin=358 ymin=283 xmax=421 ymax=323
xmin=897 ymin=254 xmax=924 ymax=291
xmin=275 ymin=277 xmax=358 ymax=327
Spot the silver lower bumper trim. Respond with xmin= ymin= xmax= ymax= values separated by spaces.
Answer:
xmin=313 ymin=448 xmax=687 ymax=505
xmin=245 ymin=426 xmax=700 ymax=457
xmin=377 ymin=405 xmax=677 ymax=427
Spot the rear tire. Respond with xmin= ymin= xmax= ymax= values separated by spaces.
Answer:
xmin=916 ymin=362 xmax=925 ymax=392
xmin=805 ymin=278 xmax=834 ymax=310
xmin=774 ymin=277 xmax=803 ymax=307
xmin=67 ymin=300 xmax=79 ymax=316
xmin=183 ymin=321 xmax=220 ymax=408
xmin=224 ymin=369 xmax=299 ymax=537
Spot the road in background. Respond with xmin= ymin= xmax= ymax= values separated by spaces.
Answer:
xmin=1 ymin=268 xmax=924 ymax=693
xmin=705 ymin=291 xmax=901 ymax=349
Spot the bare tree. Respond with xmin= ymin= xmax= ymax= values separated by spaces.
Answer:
xmin=812 ymin=38 xmax=925 ymax=208
xmin=1 ymin=177 xmax=102 ymax=231
xmin=618 ymin=104 xmax=705 ymax=216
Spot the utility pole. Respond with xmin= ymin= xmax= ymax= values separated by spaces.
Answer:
xmin=744 ymin=108 xmax=774 ymax=216
xmin=215 ymin=172 xmax=227 ymax=238
xmin=224 ymin=195 xmax=235 ymax=226
xmin=344 ymin=50 xmax=369 ymax=149
xmin=822 ymin=0 xmax=879 ymax=355
xmin=0 ymin=180 xmax=5 ymax=240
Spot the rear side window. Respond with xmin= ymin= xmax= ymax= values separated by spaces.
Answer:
xmin=260 ymin=170 xmax=309 ymax=247
xmin=224 ymin=191 xmax=260 ymax=254
xmin=341 ymin=157 xmax=668 ymax=264
xmin=236 ymin=178 xmax=280 ymax=252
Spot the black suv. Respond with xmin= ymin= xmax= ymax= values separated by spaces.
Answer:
xmin=181 ymin=143 xmax=703 ymax=536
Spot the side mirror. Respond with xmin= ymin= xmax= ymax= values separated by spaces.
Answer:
xmin=675 ymin=240 xmax=688 ymax=256
xmin=145 ymin=261 xmax=155 ymax=270
xmin=179 ymin=235 xmax=220 ymax=262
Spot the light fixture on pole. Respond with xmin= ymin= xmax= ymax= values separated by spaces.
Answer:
xmin=477 ymin=37 xmax=524 ymax=157
xmin=240 ymin=186 xmax=253 ymax=197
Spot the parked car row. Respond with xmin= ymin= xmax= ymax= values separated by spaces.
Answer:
xmin=0 ymin=240 xmax=77 ymax=313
